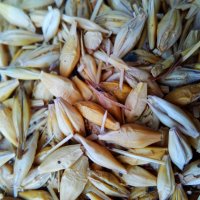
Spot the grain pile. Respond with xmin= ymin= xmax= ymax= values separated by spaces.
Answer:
xmin=0 ymin=0 xmax=200 ymax=199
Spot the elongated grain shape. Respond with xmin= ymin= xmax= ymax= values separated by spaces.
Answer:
xmin=0 ymin=2 xmax=35 ymax=32
xmin=75 ymin=101 xmax=120 ymax=130
xmin=60 ymin=156 xmax=89 ymax=200
xmin=74 ymin=134 xmax=126 ymax=173
xmin=40 ymin=71 xmax=83 ymax=104
xmin=0 ymin=105 xmax=18 ymax=146
xmin=38 ymin=144 xmax=83 ymax=173
xmin=13 ymin=132 xmax=39 ymax=197
xmin=99 ymin=124 xmax=161 ymax=148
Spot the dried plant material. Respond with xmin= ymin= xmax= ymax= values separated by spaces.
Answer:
xmin=0 ymin=44 xmax=9 ymax=67
xmin=60 ymin=156 xmax=89 ymax=200
xmin=60 ymin=21 xmax=80 ymax=77
xmin=62 ymin=15 xmax=111 ymax=35
xmin=19 ymin=190 xmax=52 ymax=200
xmin=40 ymin=71 xmax=83 ymax=104
xmin=125 ymin=82 xmax=147 ymax=122
xmin=78 ymin=34 xmax=98 ymax=83
xmin=20 ymin=0 xmax=54 ymax=9
xmin=95 ymin=10 xmax=131 ymax=34
xmin=157 ymin=155 xmax=175 ymax=200
xmin=0 ymin=151 xmax=15 ymax=168
xmin=47 ymin=104 xmax=64 ymax=143
xmin=65 ymin=0 xmax=91 ymax=19
xmin=55 ymin=0 xmax=63 ymax=7
xmin=12 ymin=88 xmax=31 ymax=157
xmin=28 ymin=108 xmax=48 ymax=135
xmin=137 ymin=105 xmax=160 ymax=130
xmin=38 ymin=144 xmax=83 ymax=174
xmin=99 ymin=123 xmax=161 ymax=148
xmin=14 ymin=44 xmax=60 ymax=68
xmin=33 ymin=81 xmax=53 ymax=101
xmin=100 ymin=81 xmax=131 ymax=103
xmin=170 ymin=184 xmax=188 ymax=200
xmin=107 ymin=0 xmax=132 ymax=14
xmin=89 ymin=170 xmax=129 ymax=197
xmin=113 ymin=12 xmax=146 ymax=58
xmin=0 ymin=2 xmax=35 ymax=32
xmin=147 ymin=95 xmax=200 ymax=138
xmin=116 ymin=147 xmax=166 ymax=166
xmin=157 ymin=9 xmax=182 ymax=51
xmin=0 ymin=67 xmax=40 ymax=80
xmin=13 ymin=132 xmax=39 ymax=197
xmin=0 ymin=163 xmax=14 ymax=194
xmin=165 ymin=82 xmax=200 ymax=106
xmin=83 ymin=182 xmax=111 ymax=200
xmin=22 ymin=168 xmax=50 ymax=190
xmin=147 ymin=0 xmax=159 ymax=50
xmin=89 ymin=84 xmax=122 ymax=122
xmin=0 ymin=0 xmax=199 ymax=198
xmin=74 ymin=134 xmax=126 ymax=173
xmin=188 ymin=136 xmax=200 ymax=153
xmin=0 ymin=79 xmax=19 ymax=102
xmin=54 ymin=98 xmax=85 ymax=136
xmin=84 ymin=31 xmax=102 ymax=50
xmin=181 ymin=159 xmax=200 ymax=185
xmin=35 ymin=146 xmax=51 ymax=165
xmin=75 ymin=101 xmax=120 ymax=130
xmin=168 ymin=128 xmax=192 ymax=170
xmin=133 ymin=49 xmax=161 ymax=64
xmin=88 ymin=176 xmax=127 ymax=198
xmin=29 ymin=10 xmax=47 ymax=28
xmin=86 ymin=192 xmax=104 ymax=200
xmin=130 ymin=187 xmax=148 ymax=199
xmin=0 ymin=104 xmax=18 ymax=147
xmin=0 ymin=30 xmax=43 ymax=46
xmin=182 ymin=30 xmax=200 ymax=50
xmin=72 ymin=76 xmax=95 ymax=101
xmin=93 ymin=50 xmax=129 ymax=71
xmin=118 ymin=165 xmax=157 ymax=187
xmin=42 ymin=7 xmax=60 ymax=42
